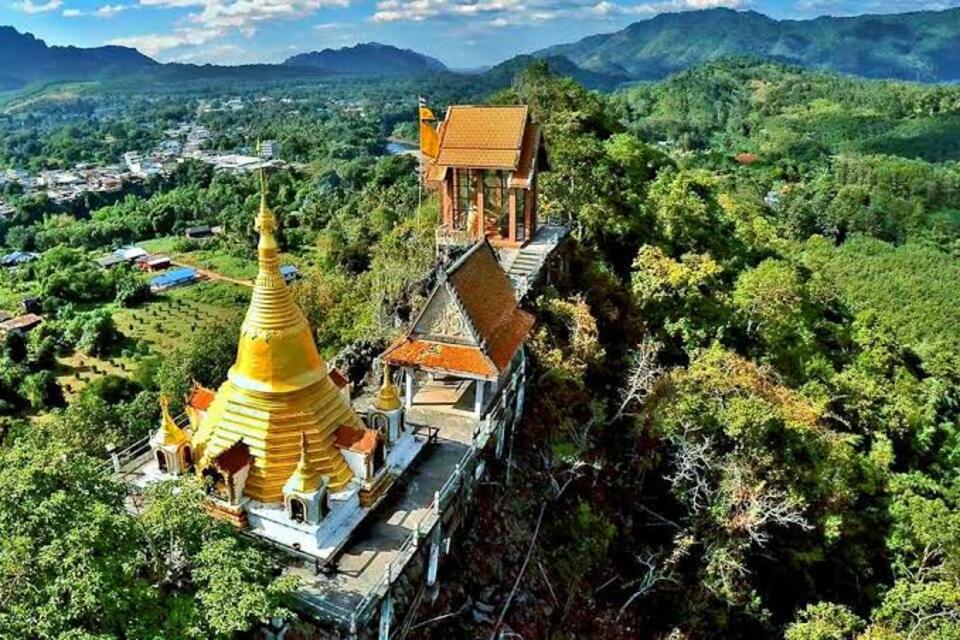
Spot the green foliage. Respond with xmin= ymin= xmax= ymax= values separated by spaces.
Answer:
xmin=785 ymin=602 xmax=865 ymax=640
xmin=157 ymin=316 xmax=241 ymax=413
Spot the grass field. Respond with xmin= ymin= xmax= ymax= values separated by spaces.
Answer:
xmin=55 ymin=279 xmax=249 ymax=401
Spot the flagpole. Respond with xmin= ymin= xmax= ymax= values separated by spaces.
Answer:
xmin=417 ymin=95 xmax=423 ymax=222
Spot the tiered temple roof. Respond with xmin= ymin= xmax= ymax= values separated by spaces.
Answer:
xmin=383 ymin=241 xmax=534 ymax=380
xmin=426 ymin=105 xmax=545 ymax=183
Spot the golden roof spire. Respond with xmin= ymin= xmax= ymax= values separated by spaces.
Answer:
xmin=235 ymin=170 xmax=313 ymax=371
xmin=154 ymin=394 xmax=189 ymax=446
xmin=375 ymin=362 xmax=402 ymax=412
xmin=285 ymin=432 xmax=323 ymax=494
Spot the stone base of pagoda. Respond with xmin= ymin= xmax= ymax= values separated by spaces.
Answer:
xmin=204 ymin=497 xmax=249 ymax=528
xmin=358 ymin=471 xmax=395 ymax=508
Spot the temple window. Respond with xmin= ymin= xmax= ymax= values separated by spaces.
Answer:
xmin=182 ymin=446 xmax=193 ymax=469
xmin=289 ymin=498 xmax=306 ymax=523
xmin=483 ymin=170 xmax=509 ymax=237
xmin=372 ymin=414 xmax=389 ymax=437
xmin=156 ymin=450 xmax=168 ymax=472
xmin=515 ymin=189 xmax=527 ymax=242
xmin=454 ymin=169 xmax=475 ymax=230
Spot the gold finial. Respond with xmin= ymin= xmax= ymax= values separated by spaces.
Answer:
xmin=375 ymin=362 xmax=403 ymax=412
xmin=256 ymin=168 xmax=277 ymax=237
xmin=155 ymin=394 xmax=188 ymax=446
xmin=298 ymin=432 xmax=311 ymax=470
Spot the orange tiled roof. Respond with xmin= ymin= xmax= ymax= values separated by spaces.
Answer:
xmin=188 ymin=385 xmax=216 ymax=411
xmin=384 ymin=241 xmax=533 ymax=379
xmin=334 ymin=424 xmax=379 ymax=454
xmin=435 ymin=105 xmax=529 ymax=170
xmin=385 ymin=339 xmax=499 ymax=379
xmin=329 ymin=368 xmax=349 ymax=390
xmin=510 ymin=122 xmax=542 ymax=188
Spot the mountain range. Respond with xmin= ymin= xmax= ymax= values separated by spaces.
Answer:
xmin=0 ymin=26 xmax=155 ymax=91
xmin=5 ymin=7 xmax=960 ymax=92
xmin=283 ymin=43 xmax=447 ymax=75
xmin=536 ymin=7 xmax=960 ymax=83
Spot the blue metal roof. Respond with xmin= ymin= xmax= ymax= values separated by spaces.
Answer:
xmin=150 ymin=267 xmax=198 ymax=288
xmin=1 ymin=251 xmax=38 ymax=266
xmin=280 ymin=265 xmax=299 ymax=281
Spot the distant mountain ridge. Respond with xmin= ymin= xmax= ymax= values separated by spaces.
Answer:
xmin=283 ymin=42 xmax=448 ymax=76
xmin=7 ymin=6 xmax=960 ymax=93
xmin=481 ymin=54 xmax=629 ymax=91
xmin=536 ymin=7 xmax=960 ymax=82
xmin=0 ymin=26 xmax=156 ymax=90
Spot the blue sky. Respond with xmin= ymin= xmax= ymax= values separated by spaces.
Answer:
xmin=3 ymin=0 xmax=960 ymax=67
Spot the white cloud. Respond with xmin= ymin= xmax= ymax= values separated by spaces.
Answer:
xmin=796 ymin=0 xmax=959 ymax=12
xmin=62 ymin=7 xmax=83 ymax=15
xmin=108 ymin=27 xmax=224 ymax=55
xmin=97 ymin=3 xmax=131 ymax=16
xmin=14 ymin=0 xmax=62 ymax=13
xmin=107 ymin=0 xmax=353 ymax=57
xmin=371 ymin=0 xmax=746 ymax=24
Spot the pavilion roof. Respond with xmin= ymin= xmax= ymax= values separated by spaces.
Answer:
xmin=383 ymin=241 xmax=533 ymax=380
xmin=435 ymin=105 xmax=529 ymax=170
xmin=334 ymin=424 xmax=379 ymax=455
xmin=187 ymin=384 xmax=216 ymax=412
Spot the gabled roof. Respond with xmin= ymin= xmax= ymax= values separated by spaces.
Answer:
xmin=435 ymin=105 xmax=529 ymax=170
xmin=334 ymin=424 xmax=379 ymax=455
xmin=188 ymin=384 xmax=216 ymax=412
xmin=328 ymin=368 xmax=349 ymax=390
xmin=383 ymin=240 xmax=533 ymax=380
xmin=510 ymin=122 xmax=544 ymax=188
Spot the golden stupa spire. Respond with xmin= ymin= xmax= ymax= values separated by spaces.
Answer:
xmin=285 ymin=432 xmax=323 ymax=494
xmin=189 ymin=171 xmax=361 ymax=502
xmin=375 ymin=362 xmax=402 ymax=412
xmin=233 ymin=169 xmax=317 ymax=383
xmin=155 ymin=394 xmax=189 ymax=446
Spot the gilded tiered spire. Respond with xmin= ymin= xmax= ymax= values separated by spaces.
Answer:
xmin=153 ymin=395 xmax=189 ymax=446
xmin=190 ymin=172 xmax=362 ymax=502
xmin=375 ymin=363 xmax=402 ymax=412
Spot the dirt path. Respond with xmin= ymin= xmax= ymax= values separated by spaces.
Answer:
xmin=171 ymin=260 xmax=254 ymax=288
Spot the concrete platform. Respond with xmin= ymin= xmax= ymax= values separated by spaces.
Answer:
xmin=292 ymin=418 xmax=475 ymax=613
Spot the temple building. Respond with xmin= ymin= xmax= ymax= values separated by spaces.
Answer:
xmin=425 ymin=105 xmax=547 ymax=248
xmin=118 ymin=102 xmax=570 ymax=638
xmin=422 ymin=103 xmax=569 ymax=298
xmin=383 ymin=240 xmax=533 ymax=421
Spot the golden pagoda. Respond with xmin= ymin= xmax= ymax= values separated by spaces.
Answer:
xmin=155 ymin=395 xmax=189 ymax=447
xmin=191 ymin=174 xmax=362 ymax=502
xmin=374 ymin=363 xmax=402 ymax=412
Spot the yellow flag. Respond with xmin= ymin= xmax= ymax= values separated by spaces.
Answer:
xmin=420 ymin=122 xmax=440 ymax=159
xmin=419 ymin=105 xmax=436 ymax=122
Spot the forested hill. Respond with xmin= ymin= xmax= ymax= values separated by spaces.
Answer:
xmin=283 ymin=43 xmax=448 ymax=76
xmin=0 ymin=26 xmax=156 ymax=90
xmin=537 ymin=7 xmax=960 ymax=82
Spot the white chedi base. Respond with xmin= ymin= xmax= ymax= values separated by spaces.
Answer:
xmin=246 ymin=429 xmax=428 ymax=561
xmin=133 ymin=428 xmax=429 ymax=563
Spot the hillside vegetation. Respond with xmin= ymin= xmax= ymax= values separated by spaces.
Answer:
xmin=0 ymin=58 xmax=959 ymax=639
